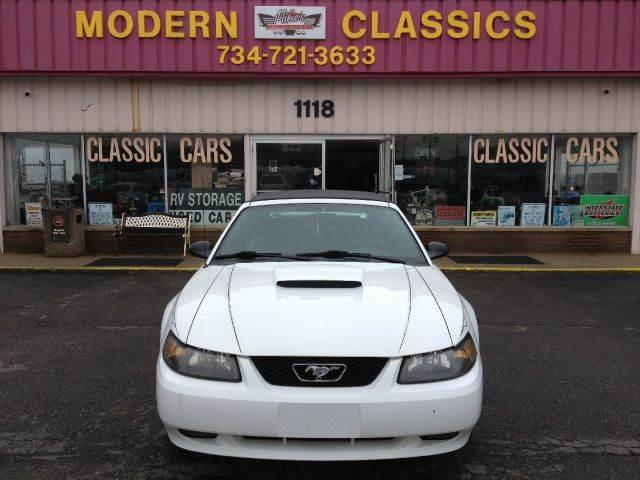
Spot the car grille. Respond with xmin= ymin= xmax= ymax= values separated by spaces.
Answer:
xmin=251 ymin=357 xmax=388 ymax=387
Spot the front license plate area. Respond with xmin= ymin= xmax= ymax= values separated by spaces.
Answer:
xmin=277 ymin=403 xmax=361 ymax=437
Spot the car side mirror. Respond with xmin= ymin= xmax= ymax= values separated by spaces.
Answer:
xmin=188 ymin=241 xmax=214 ymax=259
xmin=426 ymin=241 xmax=449 ymax=260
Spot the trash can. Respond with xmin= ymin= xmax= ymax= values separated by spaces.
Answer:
xmin=43 ymin=207 xmax=85 ymax=257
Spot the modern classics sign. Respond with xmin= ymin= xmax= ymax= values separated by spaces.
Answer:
xmin=255 ymin=7 xmax=326 ymax=40
xmin=3 ymin=1 xmax=638 ymax=77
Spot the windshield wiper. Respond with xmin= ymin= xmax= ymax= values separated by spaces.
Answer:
xmin=296 ymin=250 xmax=405 ymax=264
xmin=213 ymin=251 xmax=307 ymax=261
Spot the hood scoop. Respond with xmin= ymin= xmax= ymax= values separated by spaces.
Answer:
xmin=273 ymin=264 xmax=365 ymax=289
xmin=277 ymin=280 xmax=362 ymax=288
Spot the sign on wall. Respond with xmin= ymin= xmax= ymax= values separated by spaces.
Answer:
xmin=580 ymin=195 xmax=629 ymax=227
xmin=255 ymin=7 xmax=326 ymax=39
xmin=3 ymin=1 xmax=639 ymax=77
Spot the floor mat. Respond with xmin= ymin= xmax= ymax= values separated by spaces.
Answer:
xmin=85 ymin=258 xmax=184 ymax=267
xmin=448 ymin=255 xmax=544 ymax=265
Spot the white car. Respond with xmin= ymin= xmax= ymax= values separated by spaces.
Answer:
xmin=156 ymin=190 xmax=482 ymax=461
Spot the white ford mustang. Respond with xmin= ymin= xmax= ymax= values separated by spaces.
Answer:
xmin=156 ymin=190 xmax=482 ymax=461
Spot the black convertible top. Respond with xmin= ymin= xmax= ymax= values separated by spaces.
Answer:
xmin=250 ymin=190 xmax=390 ymax=203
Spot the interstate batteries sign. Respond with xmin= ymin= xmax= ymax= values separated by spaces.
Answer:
xmin=580 ymin=195 xmax=629 ymax=227
xmin=169 ymin=188 xmax=243 ymax=226
xmin=8 ymin=1 xmax=639 ymax=77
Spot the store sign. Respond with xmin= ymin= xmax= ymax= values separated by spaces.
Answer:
xmin=564 ymin=137 xmax=619 ymax=165
xmin=255 ymin=7 xmax=326 ymax=39
xmin=6 ymin=2 xmax=639 ymax=77
xmin=24 ymin=202 xmax=43 ymax=226
xmin=434 ymin=206 xmax=465 ymax=226
xmin=580 ymin=195 xmax=629 ymax=226
xmin=471 ymin=211 xmax=496 ymax=227
xmin=169 ymin=188 xmax=244 ymax=226
xmin=86 ymin=137 xmax=162 ymax=163
xmin=88 ymin=202 xmax=114 ymax=226
xmin=473 ymin=137 xmax=549 ymax=164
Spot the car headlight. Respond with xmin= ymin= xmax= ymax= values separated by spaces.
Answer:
xmin=397 ymin=333 xmax=477 ymax=384
xmin=162 ymin=331 xmax=241 ymax=382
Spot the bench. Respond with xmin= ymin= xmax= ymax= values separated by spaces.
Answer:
xmin=114 ymin=213 xmax=191 ymax=256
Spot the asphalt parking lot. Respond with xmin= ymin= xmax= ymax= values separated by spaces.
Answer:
xmin=0 ymin=271 xmax=638 ymax=480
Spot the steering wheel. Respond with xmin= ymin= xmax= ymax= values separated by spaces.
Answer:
xmin=344 ymin=238 xmax=384 ymax=252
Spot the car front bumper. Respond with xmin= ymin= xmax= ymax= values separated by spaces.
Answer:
xmin=157 ymin=356 xmax=482 ymax=460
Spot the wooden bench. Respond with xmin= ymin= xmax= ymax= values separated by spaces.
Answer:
xmin=114 ymin=213 xmax=191 ymax=256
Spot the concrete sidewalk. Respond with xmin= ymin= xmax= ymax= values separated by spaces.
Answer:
xmin=1 ymin=252 xmax=640 ymax=272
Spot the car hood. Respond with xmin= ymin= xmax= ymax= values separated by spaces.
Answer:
xmin=180 ymin=262 xmax=460 ymax=357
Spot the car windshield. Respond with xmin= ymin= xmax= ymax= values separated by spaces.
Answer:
xmin=213 ymin=203 xmax=428 ymax=264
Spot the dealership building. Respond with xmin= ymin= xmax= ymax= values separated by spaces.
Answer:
xmin=1 ymin=0 xmax=639 ymax=254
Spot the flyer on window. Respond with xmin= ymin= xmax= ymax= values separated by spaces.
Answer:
xmin=88 ymin=202 xmax=114 ymax=226
xmin=471 ymin=211 xmax=497 ymax=227
xmin=24 ymin=202 xmax=43 ymax=226
xmin=552 ymin=205 xmax=571 ymax=226
xmin=520 ymin=204 xmax=546 ymax=226
xmin=580 ymin=195 xmax=629 ymax=226
xmin=570 ymin=205 xmax=584 ymax=225
xmin=497 ymin=206 xmax=516 ymax=226
xmin=434 ymin=206 xmax=465 ymax=226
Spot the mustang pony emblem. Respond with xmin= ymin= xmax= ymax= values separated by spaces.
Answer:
xmin=306 ymin=365 xmax=340 ymax=378
xmin=292 ymin=363 xmax=347 ymax=382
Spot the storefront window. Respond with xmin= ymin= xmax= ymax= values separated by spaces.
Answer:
xmin=85 ymin=135 xmax=165 ymax=224
xmin=4 ymin=135 xmax=81 ymax=225
xmin=470 ymin=136 xmax=551 ymax=226
xmin=394 ymin=135 xmax=468 ymax=226
xmin=551 ymin=135 xmax=631 ymax=226
xmin=166 ymin=135 xmax=244 ymax=227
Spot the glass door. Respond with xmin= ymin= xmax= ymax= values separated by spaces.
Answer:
xmin=255 ymin=141 xmax=323 ymax=192
xmin=325 ymin=140 xmax=381 ymax=192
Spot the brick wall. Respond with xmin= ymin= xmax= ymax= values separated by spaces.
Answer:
xmin=2 ymin=228 xmax=45 ymax=253
xmin=3 ymin=227 xmax=633 ymax=254
xmin=414 ymin=227 xmax=632 ymax=253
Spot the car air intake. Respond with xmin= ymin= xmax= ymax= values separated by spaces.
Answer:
xmin=420 ymin=432 xmax=459 ymax=441
xmin=179 ymin=429 xmax=218 ymax=439
xmin=251 ymin=357 xmax=387 ymax=387
xmin=276 ymin=280 xmax=362 ymax=288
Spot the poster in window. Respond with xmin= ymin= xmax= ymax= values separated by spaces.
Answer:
xmin=24 ymin=202 xmax=43 ymax=226
xmin=497 ymin=206 xmax=516 ymax=226
xmin=88 ymin=202 xmax=114 ymax=226
xmin=552 ymin=206 xmax=571 ymax=226
xmin=434 ymin=206 xmax=465 ymax=226
xmin=521 ymin=204 xmax=546 ymax=226
xmin=570 ymin=205 xmax=584 ymax=226
xmin=471 ymin=211 xmax=497 ymax=227
xmin=580 ymin=195 xmax=629 ymax=226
